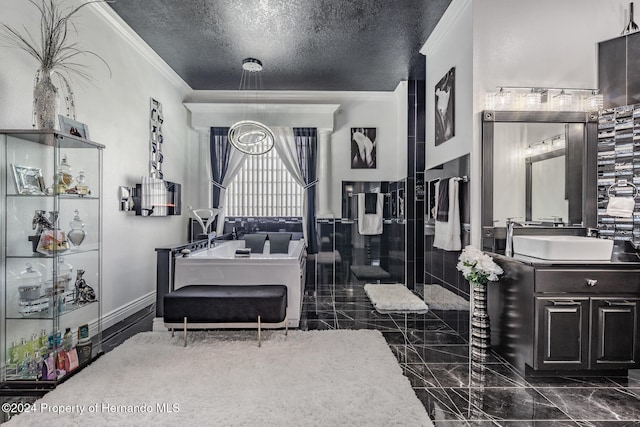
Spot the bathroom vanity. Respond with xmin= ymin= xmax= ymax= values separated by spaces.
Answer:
xmin=489 ymin=253 xmax=640 ymax=376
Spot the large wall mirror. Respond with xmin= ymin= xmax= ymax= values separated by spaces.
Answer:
xmin=481 ymin=111 xmax=598 ymax=252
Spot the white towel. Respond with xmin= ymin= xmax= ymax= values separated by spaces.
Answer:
xmin=357 ymin=193 xmax=384 ymax=235
xmin=433 ymin=178 xmax=461 ymax=251
xmin=606 ymin=196 xmax=635 ymax=218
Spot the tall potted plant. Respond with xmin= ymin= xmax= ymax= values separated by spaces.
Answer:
xmin=0 ymin=0 xmax=111 ymax=129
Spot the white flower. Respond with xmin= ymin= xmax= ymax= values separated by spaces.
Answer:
xmin=456 ymin=245 xmax=503 ymax=285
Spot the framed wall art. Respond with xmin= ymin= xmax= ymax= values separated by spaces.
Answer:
xmin=351 ymin=127 xmax=377 ymax=169
xmin=435 ymin=67 xmax=455 ymax=146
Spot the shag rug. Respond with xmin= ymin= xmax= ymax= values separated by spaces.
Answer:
xmin=6 ymin=330 xmax=432 ymax=427
xmin=364 ymin=283 xmax=429 ymax=314
xmin=423 ymin=284 xmax=470 ymax=311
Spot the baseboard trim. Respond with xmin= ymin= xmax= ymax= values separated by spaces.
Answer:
xmin=98 ymin=292 xmax=156 ymax=334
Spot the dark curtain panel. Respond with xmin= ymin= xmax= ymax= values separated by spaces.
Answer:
xmin=293 ymin=127 xmax=318 ymax=253
xmin=210 ymin=127 xmax=231 ymax=208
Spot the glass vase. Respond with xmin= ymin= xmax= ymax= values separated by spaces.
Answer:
xmin=470 ymin=281 xmax=491 ymax=360
xmin=33 ymin=68 xmax=59 ymax=130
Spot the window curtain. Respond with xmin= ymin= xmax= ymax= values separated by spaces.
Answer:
xmin=210 ymin=127 xmax=247 ymax=234
xmin=272 ymin=127 xmax=318 ymax=253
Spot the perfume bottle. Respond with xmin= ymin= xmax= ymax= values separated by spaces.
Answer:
xmin=67 ymin=210 xmax=86 ymax=248
xmin=75 ymin=171 xmax=89 ymax=195
xmin=63 ymin=328 xmax=73 ymax=351
xmin=55 ymin=154 xmax=73 ymax=193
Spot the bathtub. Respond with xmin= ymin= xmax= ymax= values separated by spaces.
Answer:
xmin=173 ymin=239 xmax=306 ymax=327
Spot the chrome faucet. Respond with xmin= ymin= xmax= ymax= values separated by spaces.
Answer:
xmin=505 ymin=217 xmax=522 ymax=257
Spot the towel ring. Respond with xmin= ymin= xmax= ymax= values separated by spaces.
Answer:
xmin=607 ymin=180 xmax=639 ymax=198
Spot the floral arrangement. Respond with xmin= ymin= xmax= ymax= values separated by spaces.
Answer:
xmin=0 ymin=0 xmax=111 ymax=80
xmin=456 ymin=246 xmax=503 ymax=286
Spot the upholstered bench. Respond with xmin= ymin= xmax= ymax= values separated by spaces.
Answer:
xmin=350 ymin=265 xmax=392 ymax=283
xmin=163 ymin=284 xmax=288 ymax=347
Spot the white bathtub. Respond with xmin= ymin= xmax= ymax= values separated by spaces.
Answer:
xmin=174 ymin=239 xmax=306 ymax=327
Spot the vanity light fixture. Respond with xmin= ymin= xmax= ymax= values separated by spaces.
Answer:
xmin=525 ymin=134 xmax=565 ymax=157
xmin=487 ymin=86 xmax=603 ymax=112
xmin=585 ymin=90 xmax=604 ymax=112
xmin=485 ymin=87 xmax=512 ymax=110
xmin=228 ymin=58 xmax=275 ymax=155
xmin=553 ymin=89 xmax=573 ymax=111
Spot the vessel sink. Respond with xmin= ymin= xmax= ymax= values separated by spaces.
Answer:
xmin=512 ymin=235 xmax=614 ymax=261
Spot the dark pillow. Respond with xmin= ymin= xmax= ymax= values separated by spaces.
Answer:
xmin=243 ymin=234 xmax=267 ymax=254
xmin=268 ymin=233 xmax=292 ymax=254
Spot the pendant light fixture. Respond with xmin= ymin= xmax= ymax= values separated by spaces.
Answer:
xmin=228 ymin=58 xmax=274 ymax=155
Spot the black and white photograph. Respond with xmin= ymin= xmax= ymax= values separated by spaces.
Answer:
xmin=58 ymin=115 xmax=90 ymax=140
xmin=434 ymin=66 xmax=455 ymax=146
xmin=351 ymin=127 xmax=377 ymax=169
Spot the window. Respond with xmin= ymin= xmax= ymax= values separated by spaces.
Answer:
xmin=225 ymin=148 xmax=303 ymax=217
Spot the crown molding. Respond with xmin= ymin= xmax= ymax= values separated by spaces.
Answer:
xmin=420 ymin=0 xmax=472 ymax=55
xmin=185 ymin=90 xmax=396 ymax=103
xmin=184 ymin=103 xmax=341 ymax=131
xmin=89 ymin=2 xmax=192 ymax=94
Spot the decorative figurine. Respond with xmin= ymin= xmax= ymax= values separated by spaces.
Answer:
xmin=74 ymin=269 xmax=95 ymax=303
xmin=29 ymin=210 xmax=53 ymax=253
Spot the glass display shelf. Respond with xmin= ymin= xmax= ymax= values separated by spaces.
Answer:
xmin=6 ymin=194 xmax=100 ymax=200
xmin=6 ymin=243 xmax=99 ymax=259
xmin=6 ymin=299 xmax=98 ymax=321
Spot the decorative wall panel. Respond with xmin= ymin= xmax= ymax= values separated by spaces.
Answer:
xmin=597 ymin=105 xmax=639 ymax=243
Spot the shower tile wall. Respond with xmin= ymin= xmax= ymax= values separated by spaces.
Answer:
xmin=407 ymin=80 xmax=426 ymax=291
xmin=315 ymin=217 xmax=405 ymax=287
xmin=424 ymin=155 xmax=471 ymax=336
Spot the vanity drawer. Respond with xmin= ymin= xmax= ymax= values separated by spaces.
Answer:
xmin=535 ymin=269 xmax=640 ymax=293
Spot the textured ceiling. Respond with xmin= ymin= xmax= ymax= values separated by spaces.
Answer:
xmin=108 ymin=0 xmax=452 ymax=91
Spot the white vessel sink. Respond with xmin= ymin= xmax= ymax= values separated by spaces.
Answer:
xmin=512 ymin=235 xmax=614 ymax=261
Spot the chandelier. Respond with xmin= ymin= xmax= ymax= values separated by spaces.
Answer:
xmin=228 ymin=58 xmax=275 ymax=155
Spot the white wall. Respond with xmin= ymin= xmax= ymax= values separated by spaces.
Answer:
xmin=422 ymin=0 xmax=474 ymax=171
xmin=0 ymin=1 xmax=196 ymax=329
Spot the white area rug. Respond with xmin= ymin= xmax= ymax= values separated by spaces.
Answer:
xmin=423 ymin=284 xmax=470 ymax=311
xmin=364 ymin=283 xmax=429 ymax=314
xmin=6 ymin=330 xmax=432 ymax=427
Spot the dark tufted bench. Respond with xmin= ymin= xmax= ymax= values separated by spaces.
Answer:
xmin=163 ymin=284 xmax=288 ymax=347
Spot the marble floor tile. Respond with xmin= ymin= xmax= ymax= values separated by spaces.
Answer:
xmin=536 ymin=387 xmax=640 ymax=421
xmin=390 ymin=344 xmax=473 ymax=364
xmin=402 ymin=362 xmax=528 ymax=388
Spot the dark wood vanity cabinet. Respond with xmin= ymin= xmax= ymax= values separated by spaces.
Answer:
xmin=489 ymin=257 xmax=640 ymax=376
xmin=534 ymin=296 xmax=640 ymax=371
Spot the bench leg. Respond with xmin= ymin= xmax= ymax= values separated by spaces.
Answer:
xmin=171 ymin=328 xmax=174 ymax=338
xmin=258 ymin=315 xmax=261 ymax=348
xmin=183 ymin=317 xmax=188 ymax=347
xmin=285 ymin=316 xmax=288 ymax=337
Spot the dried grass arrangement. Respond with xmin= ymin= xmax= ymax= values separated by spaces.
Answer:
xmin=0 ymin=0 xmax=112 ymax=128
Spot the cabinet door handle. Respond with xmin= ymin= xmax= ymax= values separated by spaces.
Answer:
xmin=551 ymin=300 xmax=580 ymax=305
xmin=604 ymin=300 xmax=637 ymax=306
xmin=586 ymin=279 xmax=598 ymax=287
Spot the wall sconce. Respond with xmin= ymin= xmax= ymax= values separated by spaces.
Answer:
xmin=486 ymin=86 xmax=602 ymax=112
